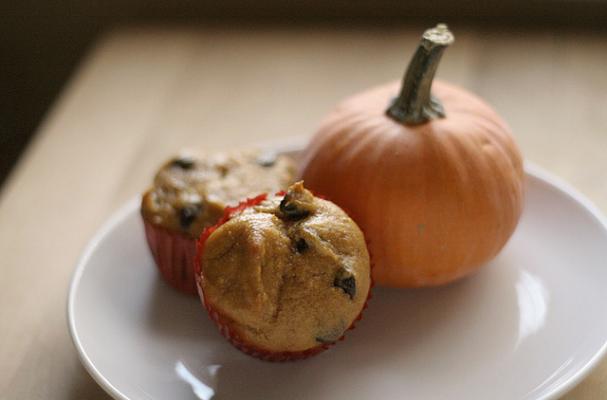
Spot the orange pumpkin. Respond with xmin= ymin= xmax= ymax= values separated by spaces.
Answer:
xmin=300 ymin=25 xmax=524 ymax=287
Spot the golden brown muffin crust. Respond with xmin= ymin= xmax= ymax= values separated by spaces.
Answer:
xmin=201 ymin=182 xmax=371 ymax=352
xmin=141 ymin=150 xmax=296 ymax=238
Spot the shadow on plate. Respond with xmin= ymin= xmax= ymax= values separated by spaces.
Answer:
xmin=144 ymin=277 xmax=220 ymax=343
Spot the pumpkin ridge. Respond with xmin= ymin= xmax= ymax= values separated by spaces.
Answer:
xmin=300 ymin=25 xmax=525 ymax=287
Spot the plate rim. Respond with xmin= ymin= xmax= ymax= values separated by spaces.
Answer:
xmin=67 ymin=161 xmax=607 ymax=400
xmin=68 ymin=195 xmax=140 ymax=400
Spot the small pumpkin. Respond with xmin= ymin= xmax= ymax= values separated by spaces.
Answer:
xmin=300 ymin=24 xmax=525 ymax=287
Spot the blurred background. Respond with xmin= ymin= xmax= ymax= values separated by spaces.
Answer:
xmin=2 ymin=2 xmax=607 ymax=188
xmin=2 ymin=5 xmax=607 ymax=399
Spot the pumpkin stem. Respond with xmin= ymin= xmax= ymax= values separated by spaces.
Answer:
xmin=386 ymin=24 xmax=454 ymax=125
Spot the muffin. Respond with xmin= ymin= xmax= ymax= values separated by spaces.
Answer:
xmin=196 ymin=181 xmax=372 ymax=361
xmin=141 ymin=149 xmax=296 ymax=294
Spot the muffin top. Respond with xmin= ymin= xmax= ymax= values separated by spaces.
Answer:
xmin=198 ymin=182 xmax=371 ymax=352
xmin=141 ymin=150 xmax=295 ymax=237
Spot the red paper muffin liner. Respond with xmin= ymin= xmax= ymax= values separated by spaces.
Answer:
xmin=143 ymin=218 xmax=198 ymax=295
xmin=195 ymin=191 xmax=374 ymax=362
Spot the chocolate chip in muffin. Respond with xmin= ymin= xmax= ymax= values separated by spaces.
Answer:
xmin=215 ymin=164 xmax=229 ymax=178
xmin=179 ymin=205 xmax=201 ymax=229
xmin=315 ymin=322 xmax=347 ymax=344
xmin=334 ymin=269 xmax=356 ymax=300
xmin=279 ymin=194 xmax=310 ymax=220
xmin=295 ymin=238 xmax=308 ymax=253
xmin=170 ymin=157 xmax=196 ymax=170
xmin=315 ymin=336 xmax=336 ymax=345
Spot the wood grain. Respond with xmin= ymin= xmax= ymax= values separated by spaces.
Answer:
xmin=0 ymin=25 xmax=605 ymax=399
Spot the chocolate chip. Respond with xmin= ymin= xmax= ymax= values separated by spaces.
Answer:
xmin=295 ymin=238 xmax=308 ymax=253
xmin=256 ymin=152 xmax=277 ymax=167
xmin=216 ymin=164 xmax=229 ymax=178
xmin=170 ymin=157 xmax=196 ymax=170
xmin=334 ymin=270 xmax=356 ymax=300
xmin=178 ymin=205 xmax=201 ymax=229
xmin=279 ymin=194 xmax=310 ymax=220
xmin=315 ymin=324 xmax=346 ymax=344
xmin=315 ymin=336 xmax=336 ymax=345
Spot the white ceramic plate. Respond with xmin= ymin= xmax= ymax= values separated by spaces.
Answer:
xmin=68 ymin=144 xmax=607 ymax=400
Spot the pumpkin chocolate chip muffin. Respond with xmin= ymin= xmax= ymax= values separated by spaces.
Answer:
xmin=141 ymin=150 xmax=296 ymax=295
xmin=196 ymin=181 xmax=372 ymax=361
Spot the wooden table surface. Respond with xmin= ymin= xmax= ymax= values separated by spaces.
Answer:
xmin=1 ymin=25 xmax=606 ymax=399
